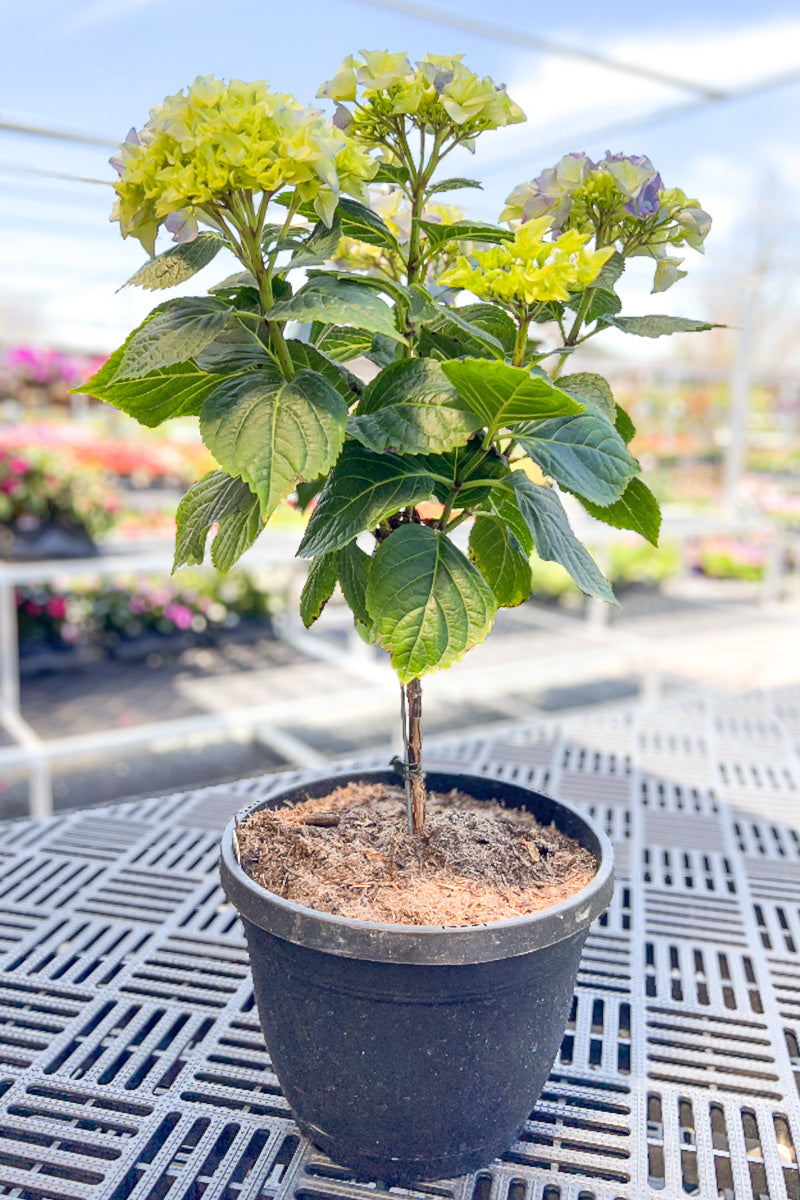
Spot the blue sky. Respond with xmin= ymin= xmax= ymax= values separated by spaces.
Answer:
xmin=1 ymin=0 xmax=799 ymax=356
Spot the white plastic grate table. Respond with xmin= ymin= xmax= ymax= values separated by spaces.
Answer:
xmin=0 ymin=684 xmax=799 ymax=1200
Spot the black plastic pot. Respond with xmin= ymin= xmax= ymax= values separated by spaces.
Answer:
xmin=219 ymin=769 xmax=613 ymax=1185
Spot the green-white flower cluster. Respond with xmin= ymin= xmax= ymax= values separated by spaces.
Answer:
xmin=111 ymin=74 xmax=377 ymax=253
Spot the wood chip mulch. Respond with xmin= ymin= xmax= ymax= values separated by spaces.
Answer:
xmin=236 ymin=782 xmax=597 ymax=927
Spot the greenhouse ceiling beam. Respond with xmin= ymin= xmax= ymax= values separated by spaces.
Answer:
xmin=0 ymin=116 xmax=117 ymax=149
xmin=482 ymin=65 xmax=800 ymax=176
xmin=350 ymin=0 xmax=730 ymax=98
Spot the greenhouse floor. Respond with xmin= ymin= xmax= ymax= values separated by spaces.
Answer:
xmin=2 ymin=576 xmax=800 ymax=820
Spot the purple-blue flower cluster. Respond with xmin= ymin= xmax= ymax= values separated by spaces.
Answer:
xmin=502 ymin=152 xmax=711 ymax=292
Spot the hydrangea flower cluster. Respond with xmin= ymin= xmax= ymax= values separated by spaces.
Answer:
xmin=110 ymin=75 xmax=377 ymax=253
xmin=319 ymin=50 xmax=524 ymax=145
xmin=502 ymin=152 xmax=711 ymax=292
xmin=438 ymin=216 xmax=613 ymax=309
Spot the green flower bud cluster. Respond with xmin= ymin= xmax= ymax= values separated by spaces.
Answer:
xmin=318 ymin=50 xmax=525 ymax=149
xmin=438 ymin=216 xmax=614 ymax=310
xmin=111 ymin=74 xmax=377 ymax=254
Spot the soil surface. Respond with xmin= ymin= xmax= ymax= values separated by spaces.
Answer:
xmin=236 ymin=782 xmax=597 ymax=926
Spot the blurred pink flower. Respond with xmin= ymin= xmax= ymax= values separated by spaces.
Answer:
xmin=46 ymin=596 xmax=67 ymax=620
xmin=164 ymin=602 xmax=193 ymax=630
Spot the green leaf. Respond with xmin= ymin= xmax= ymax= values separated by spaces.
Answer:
xmin=515 ymin=413 xmax=638 ymax=505
xmin=419 ymin=220 xmax=512 ymax=253
xmin=336 ymin=540 xmax=373 ymax=626
xmin=602 ymin=314 xmax=720 ymax=338
xmin=442 ymin=359 xmax=583 ymax=437
xmin=173 ymin=470 xmax=262 ymax=572
xmin=200 ymin=368 xmax=348 ymax=521
xmin=336 ymin=196 xmax=399 ymax=252
xmin=194 ymin=313 xmax=272 ymax=374
xmin=408 ymin=286 xmax=507 ymax=357
xmin=485 ymin=490 xmax=533 ymax=556
xmin=298 ymin=442 xmax=435 ymax=558
xmin=509 ymin=474 xmax=616 ymax=604
xmin=567 ymin=252 xmax=625 ymax=324
xmin=117 ymin=298 xmax=229 ymax=380
xmin=615 ymin=405 xmax=636 ymax=444
xmin=365 ymin=524 xmax=496 ymax=682
xmin=574 ymin=477 xmax=661 ymax=546
xmin=371 ymin=162 xmax=409 ymax=186
xmin=350 ymin=359 xmax=481 ymax=454
xmin=122 ymin=233 xmax=225 ymax=291
xmin=288 ymin=212 xmax=343 ymax=270
xmin=312 ymin=268 xmax=409 ymax=309
xmin=286 ymin=339 xmax=362 ymax=404
xmin=81 ymin=328 xmax=225 ymax=428
xmin=265 ymin=276 xmax=406 ymax=344
xmin=469 ymin=515 xmax=531 ymax=608
xmin=300 ymin=553 xmax=338 ymax=627
xmin=416 ymin=442 xmax=510 ymax=507
xmin=453 ymin=304 xmax=517 ymax=354
xmin=425 ymin=177 xmax=482 ymax=197
xmin=295 ymin=476 xmax=326 ymax=512
xmin=558 ymin=372 xmax=616 ymax=421
xmin=311 ymin=324 xmax=373 ymax=362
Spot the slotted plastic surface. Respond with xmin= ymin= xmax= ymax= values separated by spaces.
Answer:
xmin=0 ymin=685 xmax=799 ymax=1200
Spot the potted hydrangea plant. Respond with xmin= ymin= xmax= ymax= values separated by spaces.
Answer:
xmin=81 ymin=52 xmax=713 ymax=1184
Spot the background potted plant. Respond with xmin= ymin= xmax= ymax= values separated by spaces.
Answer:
xmin=81 ymin=53 xmax=713 ymax=1183
xmin=0 ymin=448 xmax=118 ymax=559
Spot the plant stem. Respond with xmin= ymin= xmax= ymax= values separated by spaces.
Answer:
xmin=552 ymin=288 xmax=593 ymax=380
xmin=405 ymin=677 xmax=425 ymax=834
xmin=512 ymin=314 xmax=532 ymax=368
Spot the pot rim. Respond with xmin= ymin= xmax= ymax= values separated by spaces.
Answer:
xmin=219 ymin=766 xmax=614 ymax=965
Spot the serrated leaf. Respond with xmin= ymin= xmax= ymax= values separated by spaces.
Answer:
xmin=265 ymin=276 xmax=406 ymax=344
xmin=453 ymin=304 xmax=517 ymax=354
xmin=602 ymin=314 xmax=720 ymax=338
xmin=210 ymin=271 xmax=259 ymax=292
xmin=509 ymin=474 xmax=616 ymax=604
xmin=173 ymin=470 xmax=261 ymax=572
xmin=298 ymin=442 xmax=435 ymax=558
xmin=336 ymin=540 xmax=373 ymax=626
xmin=469 ymin=515 xmax=531 ymax=608
xmin=81 ymin=327 xmax=226 ymax=428
xmin=365 ymin=524 xmax=496 ymax=682
xmin=311 ymin=324 xmax=374 ymax=362
xmin=442 ymin=359 xmax=582 ymax=437
xmin=350 ymin=359 xmax=481 ymax=455
xmin=117 ymin=298 xmax=229 ymax=380
xmin=122 ymin=233 xmax=224 ymax=291
xmin=425 ymin=177 xmax=482 ymax=197
xmin=558 ymin=372 xmax=616 ymax=421
xmin=289 ymin=212 xmax=343 ymax=270
xmin=416 ymin=442 xmax=510 ymax=507
xmin=516 ymin=413 xmax=638 ymax=506
xmin=615 ymin=405 xmax=636 ymax=444
xmin=200 ymin=368 xmax=347 ymax=521
xmin=300 ymin=553 xmax=338 ymax=627
xmin=336 ymin=196 xmax=399 ymax=252
xmin=194 ymin=313 xmax=272 ymax=374
xmin=419 ymin=220 xmax=512 ymax=253
xmin=286 ymin=340 xmax=362 ymax=403
xmin=408 ymin=286 xmax=507 ymax=358
xmin=485 ymin=490 xmax=533 ymax=556
xmin=574 ymin=478 xmax=661 ymax=546
xmin=371 ymin=163 xmax=409 ymax=186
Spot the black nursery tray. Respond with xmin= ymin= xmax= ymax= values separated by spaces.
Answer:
xmin=0 ymin=685 xmax=799 ymax=1200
